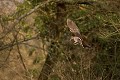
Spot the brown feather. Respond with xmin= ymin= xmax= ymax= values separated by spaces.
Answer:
xmin=66 ymin=18 xmax=84 ymax=47
xmin=67 ymin=19 xmax=80 ymax=34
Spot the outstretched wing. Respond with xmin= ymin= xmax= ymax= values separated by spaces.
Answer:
xmin=67 ymin=19 xmax=80 ymax=34
xmin=66 ymin=19 xmax=83 ymax=47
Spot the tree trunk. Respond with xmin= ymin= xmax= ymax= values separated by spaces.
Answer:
xmin=38 ymin=2 xmax=66 ymax=80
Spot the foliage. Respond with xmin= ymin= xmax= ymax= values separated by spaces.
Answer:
xmin=0 ymin=0 xmax=120 ymax=80
xmin=20 ymin=0 xmax=120 ymax=80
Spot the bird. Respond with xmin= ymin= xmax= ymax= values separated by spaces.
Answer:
xmin=66 ymin=18 xmax=84 ymax=47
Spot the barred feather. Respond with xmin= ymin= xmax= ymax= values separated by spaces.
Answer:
xmin=67 ymin=19 xmax=83 ymax=47
xmin=67 ymin=19 xmax=80 ymax=34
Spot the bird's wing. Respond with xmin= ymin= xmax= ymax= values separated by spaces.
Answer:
xmin=67 ymin=18 xmax=84 ymax=47
xmin=67 ymin=18 xmax=80 ymax=34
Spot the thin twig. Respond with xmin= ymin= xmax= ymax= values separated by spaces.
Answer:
xmin=12 ymin=26 xmax=27 ymax=71
xmin=0 ymin=35 xmax=38 ymax=51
